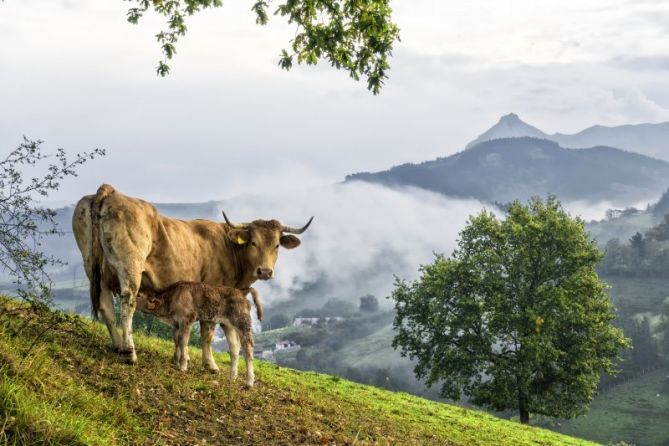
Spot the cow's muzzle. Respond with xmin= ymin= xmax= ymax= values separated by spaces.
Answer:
xmin=256 ymin=268 xmax=273 ymax=280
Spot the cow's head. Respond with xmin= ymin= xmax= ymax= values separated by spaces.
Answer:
xmin=223 ymin=212 xmax=313 ymax=280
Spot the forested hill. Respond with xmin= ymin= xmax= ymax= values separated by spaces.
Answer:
xmin=346 ymin=137 xmax=669 ymax=205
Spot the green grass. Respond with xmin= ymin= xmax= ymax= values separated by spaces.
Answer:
xmin=602 ymin=275 xmax=669 ymax=315
xmin=557 ymin=369 xmax=669 ymax=446
xmin=0 ymin=297 xmax=598 ymax=445
xmin=335 ymin=324 xmax=407 ymax=368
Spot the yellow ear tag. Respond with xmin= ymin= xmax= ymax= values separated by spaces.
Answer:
xmin=235 ymin=235 xmax=247 ymax=244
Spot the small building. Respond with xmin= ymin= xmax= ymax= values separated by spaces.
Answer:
xmin=253 ymin=348 xmax=274 ymax=361
xmin=274 ymin=340 xmax=300 ymax=353
xmin=292 ymin=316 xmax=345 ymax=327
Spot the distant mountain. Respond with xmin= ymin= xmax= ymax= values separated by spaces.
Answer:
xmin=346 ymin=137 xmax=669 ymax=205
xmin=552 ymin=123 xmax=669 ymax=161
xmin=467 ymin=114 xmax=669 ymax=160
xmin=465 ymin=113 xmax=548 ymax=149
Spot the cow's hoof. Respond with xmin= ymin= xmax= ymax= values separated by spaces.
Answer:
xmin=119 ymin=349 xmax=137 ymax=364
xmin=205 ymin=367 xmax=220 ymax=374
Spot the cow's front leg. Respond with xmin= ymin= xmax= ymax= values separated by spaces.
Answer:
xmin=119 ymin=290 xmax=137 ymax=364
xmin=200 ymin=321 xmax=220 ymax=373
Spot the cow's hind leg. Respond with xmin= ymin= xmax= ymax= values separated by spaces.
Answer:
xmin=200 ymin=321 xmax=220 ymax=373
xmin=119 ymin=291 xmax=137 ymax=363
xmin=116 ymin=269 xmax=141 ymax=364
xmin=99 ymin=285 xmax=122 ymax=350
xmin=221 ymin=322 xmax=240 ymax=382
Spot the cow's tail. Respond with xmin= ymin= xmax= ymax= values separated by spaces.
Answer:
xmin=90 ymin=184 xmax=115 ymax=320
xmin=242 ymin=287 xmax=263 ymax=321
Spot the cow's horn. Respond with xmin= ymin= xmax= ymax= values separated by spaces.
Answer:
xmin=282 ymin=216 xmax=314 ymax=234
xmin=222 ymin=211 xmax=248 ymax=228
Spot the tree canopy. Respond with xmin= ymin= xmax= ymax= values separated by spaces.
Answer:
xmin=390 ymin=196 xmax=630 ymax=424
xmin=124 ymin=0 xmax=401 ymax=94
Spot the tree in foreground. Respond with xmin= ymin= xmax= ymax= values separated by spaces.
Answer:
xmin=124 ymin=0 xmax=401 ymax=94
xmin=0 ymin=138 xmax=104 ymax=307
xmin=390 ymin=196 xmax=630 ymax=424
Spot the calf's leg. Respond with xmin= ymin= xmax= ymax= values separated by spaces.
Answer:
xmin=176 ymin=322 xmax=192 ymax=372
xmin=200 ymin=321 xmax=220 ymax=373
xmin=240 ymin=330 xmax=255 ymax=387
xmin=172 ymin=325 xmax=181 ymax=366
xmin=221 ymin=322 xmax=240 ymax=381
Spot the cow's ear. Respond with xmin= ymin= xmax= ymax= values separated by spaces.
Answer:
xmin=280 ymin=234 xmax=301 ymax=249
xmin=228 ymin=229 xmax=250 ymax=245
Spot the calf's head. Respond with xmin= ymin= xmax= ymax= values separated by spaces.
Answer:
xmin=223 ymin=212 xmax=312 ymax=280
xmin=136 ymin=291 xmax=162 ymax=313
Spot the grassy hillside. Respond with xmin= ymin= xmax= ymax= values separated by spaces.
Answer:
xmin=335 ymin=324 xmax=404 ymax=369
xmin=557 ymin=369 xmax=669 ymax=446
xmin=603 ymin=276 xmax=669 ymax=315
xmin=586 ymin=212 xmax=655 ymax=246
xmin=0 ymin=297 xmax=596 ymax=446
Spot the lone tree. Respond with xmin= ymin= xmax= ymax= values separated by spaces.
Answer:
xmin=391 ymin=196 xmax=629 ymax=424
xmin=124 ymin=0 xmax=401 ymax=94
xmin=359 ymin=294 xmax=379 ymax=313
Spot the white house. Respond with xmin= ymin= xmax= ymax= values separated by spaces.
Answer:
xmin=274 ymin=340 xmax=300 ymax=352
xmin=253 ymin=348 xmax=274 ymax=361
xmin=292 ymin=317 xmax=345 ymax=327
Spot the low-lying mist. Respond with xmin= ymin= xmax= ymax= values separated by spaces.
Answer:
xmin=28 ymin=180 xmax=654 ymax=312
xmin=218 ymin=181 xmax=492 ymax=307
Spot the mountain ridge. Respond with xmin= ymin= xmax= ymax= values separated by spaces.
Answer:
xmin=468 ymin=114 xmax=669 ymax=160
xmin=346 ymin=137 xmax=669 ymax=206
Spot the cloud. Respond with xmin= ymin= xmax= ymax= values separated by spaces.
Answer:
xmin=216 ymin=182 xmax=634 ymax=307
xmin=216 ymin=182 xmax=491 ymax=306
xmin=3 ymin=0 xmax=669 ymax=205
xmin=612 ymin=56 xmax=669 ymax=72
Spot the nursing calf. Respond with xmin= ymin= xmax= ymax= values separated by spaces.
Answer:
xmin=136 ymin=281 xmax=260 ymax=387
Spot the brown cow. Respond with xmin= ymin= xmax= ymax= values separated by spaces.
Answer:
xmin=136 ymin=282 xmax=259 ymax=386
xmin=72 ymin=184 xmax=312 ymax=367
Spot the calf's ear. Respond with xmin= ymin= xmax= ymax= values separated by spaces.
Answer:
xmin=228 ymin=229 xmax=250 ymax=245
xmin=280 ymin=234 xmax=301 ymax=249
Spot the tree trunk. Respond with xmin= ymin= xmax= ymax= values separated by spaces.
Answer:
xmin=518 ymin=390 xmax=530 ymax=424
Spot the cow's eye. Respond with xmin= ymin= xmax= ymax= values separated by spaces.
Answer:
xmin=251 ymin=241 xmax=257 ymax=248
xmin=275 ymin=244 xmax=280 ymax=249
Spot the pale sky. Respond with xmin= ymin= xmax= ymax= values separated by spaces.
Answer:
xmin=2 ymin=0 xmax=669 ymax=202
